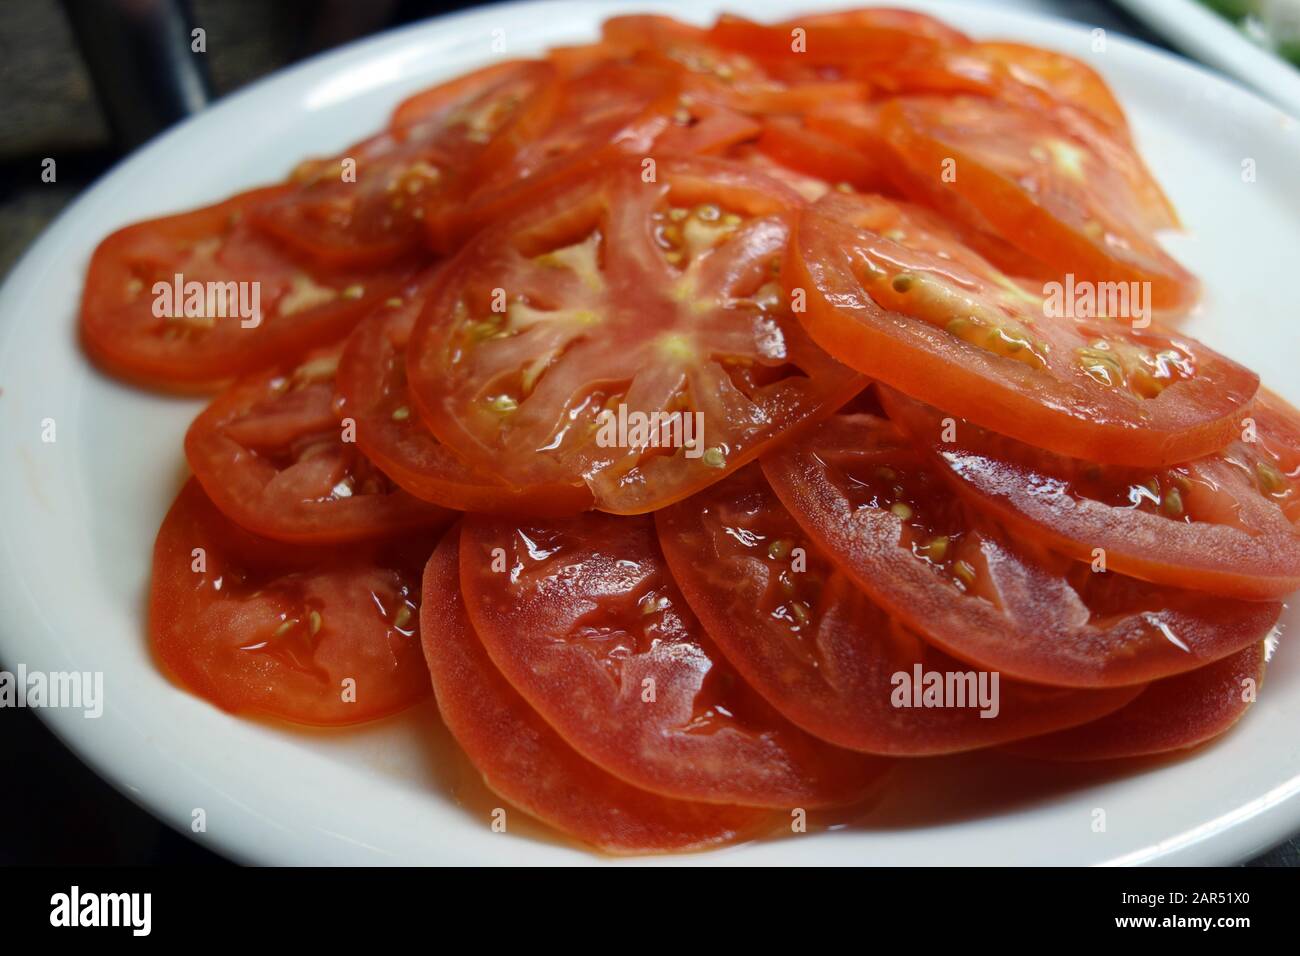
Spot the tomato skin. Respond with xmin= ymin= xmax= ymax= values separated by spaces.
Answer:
xmin=409 ymin=157 xmax=866 ymax=515
xmin=184 ymin=345 xmax=453 ymax=543
xmin=787 ymin=190 xmax=1257 ymax=467
xmin=420 ymin=528 xmax=773 ymax=853
xmin=151 ymin=480 xmax=432 ymax=725
xmin=335 ymin=272 xmax=593 ymax=515
xmin=880 ymin=386 xmax=1300 ymax=600
xmin=761 ymin=413 xmax=1282 ymax=688
xmin=80 ymin=186 xmax=411 ymax=391
xmin=656 ymin=466 xmax=1144 ymax=755
xmin=458 ymin=511 xmax=887 ymax=808
xmin=1011 ymin=643 xmax=1265 ymax=761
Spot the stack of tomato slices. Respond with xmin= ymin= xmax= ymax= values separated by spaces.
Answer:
xmin=84 ymin=10 xmax=1298 ymax=854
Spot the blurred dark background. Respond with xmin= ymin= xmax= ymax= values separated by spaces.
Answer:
xmin=0 ymin=0 xmax=1295 ymax=866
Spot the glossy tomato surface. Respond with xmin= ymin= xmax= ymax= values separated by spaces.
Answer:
xmin=458 ymin=510 xmax=886 ymax=807
xmin=408 ymin=157 xmax=866 ymax=514
xmin=421 ymin=528 xmax=772 ymax=853
xmin=787 ymin=190 xmax=1256 ymax=466
xmin=81 ymin=186 xmax=410 ymax=390
xmin=657 ymin=466 xmax=1143 ymax=754
xmin=336 ymin=272 xmax=591 ymax=514
xmin=150 ymin=480 xmax=432 ymax=724
xmin=186 ymin=344 xmax=453 ymax=542
xmin=1012 ymin=643 xmax=1266 ymax=761
xmin=880 ymin=386 xmax=1300 ymax=600
xmin=761 ymin=413 xmax=1281 ymax=688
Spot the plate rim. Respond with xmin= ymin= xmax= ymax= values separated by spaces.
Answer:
xmin=1 ymin=0 xmax=1298 ymax=866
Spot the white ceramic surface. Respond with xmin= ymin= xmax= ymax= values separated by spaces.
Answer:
xmin=1 ymin=0 xmax=1298 ymax=865
xmin=1114 ymin=0 xmax=1300 ymax=119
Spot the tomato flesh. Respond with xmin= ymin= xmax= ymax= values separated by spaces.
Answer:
xmin=185 ymin=343 xmax=453 ymax=543
xmin=656 ymin=466 xmax=1144 ymax=754
xmin=336 ymin=272 xmax=592 ymax=514
xmin=788 ymin=190 xmax=1257 ymax=466
xmin=880 ymin=385 xmax=1300 ymax=600
xmin=1012 ymin=643 xmax=1266 ymax=761
xmin=81 ymin=186 xmax=410 ymax=389
xmin=150 ymin=480 xmax=432 ymax=724
xmin=458 ymin=511 xmax=886 ymax=807
xmin=421 ymin=528 xmax=772 ymax=852
xmin=761 ymin=413 xmax=1281 ymax=688
xmin=408 ymin=157 xmax=866 ymax=514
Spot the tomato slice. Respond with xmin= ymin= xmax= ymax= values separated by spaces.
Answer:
xmin=421 ymin=528 xmax=773 ymax=852
xmin=424 ymin=59 xmax=678 ymax=252
xmin=788 ymin=190 xmax=1257 ymax=466
xmin=879 ymin=96 xmax=1196 ymax=311
xmin=408 ymin=157 xmax=866 ymax=514
xmin=706 ymin=12 xmax=956 ymax=67
xmin=755 ymin=118 xmax=885 ymax=192
xmin=761 ymin=413 xmax=1282 ymax=688
xmin=880 ymin=385 xmax=1300 ymax=600
xmin=185 ymin=344 xmax=453 ymax=543
xmin=1012 ymin=643 xmax=1266 ymax=761
xmin=81 ymin=186 xmax=410 ymax=390
xmin=656 ymin=466 xmax=1144 ymax=755
xmin=150 ymin=480 xmax=431 ymax=724
xmin=335 ymin=272 xmax=592 ymax=514
xmin=253 ymin=60 xmax=555 ymax=268
xmin=458 ymin=511 xmax=886 ymax=808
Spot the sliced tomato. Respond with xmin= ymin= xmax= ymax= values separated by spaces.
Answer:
xmin=879 ymin=96 xmax=1196 ymax=311
xmin=656 ymin=466 xmax=1144 ymax=755
xmin=788 ymin=190 xmax=1257 ymax=466
xmin=253 ymin=60 xmax=555 ymax=268
xmin=880 ymin=386 xmax=1300 ymax=600
xmin=761 ymin=413 xmax=1282 ymax=688
xmin=151 ymin=480 xmax=431 ymax=724
xmin=185 ymin=344 xmax=453 ymax=543
xmin=424 ymin=59 xmax=678 ymax=252
xmin=1012 ymin=643 xmax=1266 ymax=761
xmin=755 ymin=118 xmax=885 ymax=192
xmin=80 ymin=186 xmax=410 ymax=390
xmin=706 ymin=12 xmax=956 ymax=67
xmin=458 ymin=511 xmax=886 ymax=807
xmin=421 ymin=528 xmax=773 ymax=852
xmin=335 ymin=272 xmax=592 ymax=514
xmin=408 ymin=157 xmax=866 ymax=514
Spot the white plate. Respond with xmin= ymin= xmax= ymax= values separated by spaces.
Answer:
xmin=1114 ymin=0 xmax=1300 ymax=119
xmin=1 ymin=0 xmax=1298 ymax=866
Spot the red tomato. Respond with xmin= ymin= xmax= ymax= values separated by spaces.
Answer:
xmin=424 ymin=59 xmax=679 ymax=252
xmin=408 ymin=157 xmax=866 ymax=514
xmin=458 ymin=511 xmax=887 ymax=807
xmin=656 ymin=466 xmax=1144 ymax=755
xmin=787 ymin=190 xmax=1257 ymax=466
xmin=1012 ymin=643 xmax=1266 ymax=760
xmin=761 ymin=413 xmax=1282 ymax=688
xmin=184 ymin=344 xmax=453 ymax=543
xmin=707 ymin=12 xmax=956 ymax=67
xmin=880 ymin=386 xmax=1300 ymax=600
xmin=150 ymin=480 xmax=431 ymax=724
xmin=254 ymin=60 xmax=555 ymax=268
xmin=335 ymin=273 xmax=592 ymax=514
xmin=80 ymin=186 xmax=410 ymax=390
xmin=421 ymin=528 xmax=773 ymax=852
xmin=755 ymin=118 xmax=886 ymax=192
xmin=879 ymin=96 xmax=1196 ymax=311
